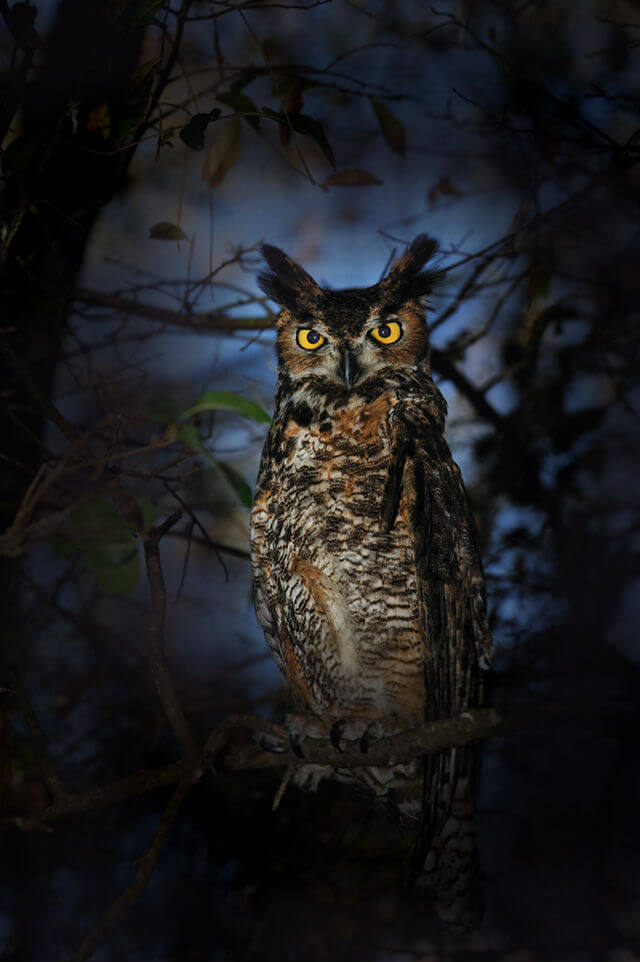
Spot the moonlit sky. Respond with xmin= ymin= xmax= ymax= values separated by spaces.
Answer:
xmin=36 ymin=1 xmax=541 ymax=717
xmin=5 ymin=6 xmax=640 ymax=958
xmin=57 ymin=137 xmax=521 ymax=712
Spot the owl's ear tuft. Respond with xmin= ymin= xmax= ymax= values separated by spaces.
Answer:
xmin=258 ymin=244 xmax=323 ymax=313
xmin=385 ymin=234 xmax=441 ymax=301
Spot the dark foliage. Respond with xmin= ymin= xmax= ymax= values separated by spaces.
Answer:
xmin=1 ymin=0 xmax=639 ymax=960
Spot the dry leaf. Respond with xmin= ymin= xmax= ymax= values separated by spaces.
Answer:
xmin=371 ymin=98 xmax=405 ymax=155
xmin=149 ymin=222 xmax=188 ymax=241
xmin=201 ymin=117 xmax=241 ymax=187
xmin=428 ymin=175 xmax=462 ymax=205
xmin=322 ymin=169 xmax=382 ymax=188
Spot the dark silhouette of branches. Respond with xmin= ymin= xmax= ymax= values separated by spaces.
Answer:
xmin=2 ymin=0 xmax=640 ymax=959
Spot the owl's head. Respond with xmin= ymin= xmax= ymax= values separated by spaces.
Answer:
xmin=258 ymin=235 xmax=440 ymax=399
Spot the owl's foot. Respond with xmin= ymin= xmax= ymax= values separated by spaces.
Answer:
xmin=329 ymin=717 xmax=368 ymax=752
xmin=360 ymin=719 xmax=384 ymax=753
xmin=254 ymin=731 xmax=288 ymax=753
xmin=292 ymin=764 xmax=334 ymax=793
xmin=285 ymin=712 xmax=334 ymax=758
xmin=284 ymin=711 xmax=416 ymax=755
xmin=330 ymin=713 xmax=417 ymax=753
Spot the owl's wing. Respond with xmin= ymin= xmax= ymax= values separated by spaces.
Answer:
xmin=250 ymin=444 xmax=289 ymax=680
xmin=388 ymin=396 xmax=492 ymax=928
xmin=387 ymin=398 xmax=492 ymax=684
xmin=251 ymin=555 xmax=284 ymax=672
xmin=250 ymin=466 xmax=320 ymax=711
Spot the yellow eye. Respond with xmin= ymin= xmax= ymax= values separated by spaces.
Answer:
xmin=297 ymin=328 xmax=325 ymax=350
xmin=370 ymin=320 xmax=402 ymax=344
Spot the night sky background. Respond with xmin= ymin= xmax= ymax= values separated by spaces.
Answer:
xmin=1 ymin=1 xmax=640 ymax=959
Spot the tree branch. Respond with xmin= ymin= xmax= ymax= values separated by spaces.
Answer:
xmin=71 ymin=287 xmax=273 ymax=331
xmin=2 ymin=760 xmax=186 ymax=831
xmin=67 ymin=766 xmax=201 ymax=962
xmin=4 ymin=701 xmax=633 ymax=836
xmin=4 ymin=667 xmax=67 ymax=802
xmin=143 ymin=513 xmax=198 ymax=759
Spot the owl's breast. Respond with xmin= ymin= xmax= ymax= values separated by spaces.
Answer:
xmin=250 ymin=391 xmax=424 ymax=717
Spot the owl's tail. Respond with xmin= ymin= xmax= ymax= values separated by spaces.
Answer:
xmin=410 ymin=750 xmax=485 ymax=934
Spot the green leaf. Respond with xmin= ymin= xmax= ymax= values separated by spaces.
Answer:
xmin=51 ymin=534 xmax=75 ymax=559
xmin=135 ymin=0 xmax=165 ymax=23
xmin=177 ymin=425 xmax=253 ymax=507
xmin=145 ymin=395 xmax=180 ymax=424
xmin=215 ymin=461 xmax=253 ymax=508
xmin=134 ymin=495 xmax=158 ymax=533
xmin=201 ymin=118 xmax=241 ymax=187
xmin=131 ymin=56 xmax=161 ymax=87
xmin=322 ymin=169 xmax=382 ymax=188
xmin=61 ymin=497 xmax=141 ymax=594
xmin=370 ymin=99 xmax=405 ymax=155
xmin=88 ymin=549 xmax=139 ymax=594
xmin=261 ymin=107 xmax=336 ymax=168
xmin=149 ymin=222 xmax=188 ymax=241
xmin=72 ymin=498 xmax=131 ymax=540
xmin=217 ymin=92 xmax=259 ymax=128
xmin=177 ymin=423 xmax=208 ymax=455
xmin=179 ymin=390 xmax=271 ymax=425
xmin=116 ymin=69 xmax=155 ymax=144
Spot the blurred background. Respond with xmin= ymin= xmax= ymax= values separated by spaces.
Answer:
xmin=1 ymin=0 xmax=639 ymax=958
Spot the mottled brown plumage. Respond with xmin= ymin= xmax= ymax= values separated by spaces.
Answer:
xmin=250 ymin=236 xmax=492 ymax=931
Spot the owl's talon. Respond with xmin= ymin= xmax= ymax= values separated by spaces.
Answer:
xmin=330 ymin=719 xmax=346 ymax=752
xmin=360 ymin=719 xmax=384 ymax=754
xmin=255 ymin=732 xmax=287 ymax=754
xmin=289 ymin=731 xmax=306 ymax=758
xmin=359 ymin=730 xmax=374 ymax=753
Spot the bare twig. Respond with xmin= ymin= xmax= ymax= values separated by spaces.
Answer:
xmin=5 ymin=667 xmax=66 ymax=801
xmin=1 ymin=335 xmax=81 ymax=443
xmin=2 ymin=760 xmax=185 ymax=831
xmin=71 ymin=287 xmax=273 ymax=331
xmin=67 ymin=767 xmax=201 ymax=962
xmin=143 ymin=512 xmax=197 ymax=759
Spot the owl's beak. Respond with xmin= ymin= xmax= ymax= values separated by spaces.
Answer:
xmin=340 ymin=348 xmax=359 ymax=389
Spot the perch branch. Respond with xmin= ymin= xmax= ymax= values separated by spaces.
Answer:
xmin=4 ymin=701 xmax=633 ymax=835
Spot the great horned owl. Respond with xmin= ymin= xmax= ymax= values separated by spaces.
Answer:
xmin=250 ymin=236 xmax=492 ymax=930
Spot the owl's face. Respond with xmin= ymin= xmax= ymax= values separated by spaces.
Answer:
xmin=258 ymin=236 xmax=440 ymax=398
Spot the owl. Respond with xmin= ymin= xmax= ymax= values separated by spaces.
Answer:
xmin=249 ymin=236 xmax=492 ymax=931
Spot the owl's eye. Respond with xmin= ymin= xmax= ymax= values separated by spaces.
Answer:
xmin=297 ymin=328 xmax=325 ymax=350
xmin=370 ymin=320 xmax=402 ymax=345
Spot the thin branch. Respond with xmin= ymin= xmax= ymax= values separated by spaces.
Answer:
xmin=430 ymin=347 xmax=505 ymax=433
xmin=2 ymin=760 xmax=185 ymax=830
xmin=431 ymin=7 xmax=620 ymax=151
xmin=67 ymin=767 xmax=201 ymax=962
xmin=71 ymin=287 xmax=273 ymax=331
xmin=167 ymin=528 xmax=251 ymax=561
xmin=1 ymin=335 xmax=81 ymax=443
xmin=143 ymin=513 xmax=197 ymax=759
xmin=5 ymin=667 xmax=66 ymax=801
